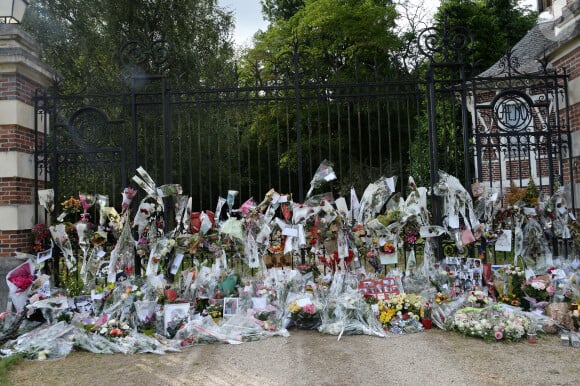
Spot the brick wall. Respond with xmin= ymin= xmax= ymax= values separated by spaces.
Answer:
xmin=0 ymin=124 xmax=36 ymax=153
xmin=0 ymin=229 xmax=32 ymax=255
xmin=0 ymin=58 xmax=48 ymax=257
xmin=0 ymin=73 xmax=39 ymax=105
xmin=0 ymin=177 xmax=35 ymax=205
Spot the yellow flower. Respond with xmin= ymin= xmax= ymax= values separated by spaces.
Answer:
xmin=287 ymin=302 xmax=301 ymax=314
xmin=379 ymin=308 xmax=396 ymax=324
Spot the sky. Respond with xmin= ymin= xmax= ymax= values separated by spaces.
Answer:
xmin=219 ymin=0 xmax=539 ymax=48
xmin=218 ymin=0 xmax=269 ymax=47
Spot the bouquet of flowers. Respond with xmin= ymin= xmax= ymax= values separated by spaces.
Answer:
xmin=430 ymin=268 xmax=455 ymax=293
xmin=286 ymin=298 xmax=322 ymax=329
xmin=495 ymin=265 xmax=525 ymax=307
xmin=96 ymin=318 xmax=131 ymax=339
xmin=206 ymin=304 xmax=223 ymax=322
xmin=521 ymin=279 xmax=552 ymax=312
xmin=446 ymin=305 xmax=531 ymax=342
xmin=31 ymin=223 xmax=51 ymax=252
xmin=467 ymin=289 xmax=493 ymax=308
xmin=378 ymin=293 xmax=426 ymax=327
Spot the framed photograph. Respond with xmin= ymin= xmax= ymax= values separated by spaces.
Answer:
xmin=73 ymin=295 xmax=94 ymax=315
xmin=223 ymin=297 xmax=239 ymax=317
xmin=164 ymin=303 xmax=190 ymax=335
xmin=36 ymin=247 xmax=53 ymax=264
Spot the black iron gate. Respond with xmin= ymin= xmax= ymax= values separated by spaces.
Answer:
xmin=33 ymin=24 xmax=575 ymax=259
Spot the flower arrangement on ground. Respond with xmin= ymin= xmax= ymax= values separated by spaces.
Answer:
xmin=378 ymin=293 xmax=426 ymax=327
xmin=97 ymin=318 xmax=131 ymax=339
xmin=206 ymin=304 xmax=223 ymax=322
xmin=467 ymin=289 xmax=493 ymax=308
xmin=495 ymin=265 xmax=525 ymax=307
xmin=447 ymin=305 xmax=531 ymax=342
xmin=286 ymin=299 xmax=322 ymax=329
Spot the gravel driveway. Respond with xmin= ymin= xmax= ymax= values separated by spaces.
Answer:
xmin=5 ymin=329 xmax=578 ymax=386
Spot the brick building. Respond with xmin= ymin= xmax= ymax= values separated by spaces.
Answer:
xmin=468 ymin=0 xmax=579 ymax=208
xmin=0 ymin=24 xmax=54 ymax=257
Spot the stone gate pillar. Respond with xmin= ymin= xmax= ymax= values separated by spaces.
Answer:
xmin=0 ymin=23 xmax=55 ymax=307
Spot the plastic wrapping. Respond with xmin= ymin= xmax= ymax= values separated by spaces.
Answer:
xmin=7 ymin=321 xmax=74 ymax=360
xmin=434 ymin=171 xmax=481 ymax=251
xmin=174 ymin=315 xmax=243 ymax=345
xmin=521 ymin=217 xmax=553 ymax=271
xmin=37 ymin=188 xmax=55 ymax=215
xmin=49 ymin=223 xmax=76 ymax=272
xmin=431 ymin=294 xmax=468 ymax=330
xmin=356 ymin=176 xmax=397 ymax=225
xmin=306 ymin=159 xmax=337 ymax=198
xmin=318 ymin=287 xmax=386 ymax=340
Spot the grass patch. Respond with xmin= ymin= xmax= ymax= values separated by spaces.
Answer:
xmin=0 ymin=354 xmax=25 ymax=386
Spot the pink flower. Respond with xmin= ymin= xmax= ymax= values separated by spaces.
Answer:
xmin=547 ymin=285 xmax=555 ymax=296
xmin=302 ymin=304 xmax=316 ymax=315
xmin=494 ymin=331 xmax=503 ymax=340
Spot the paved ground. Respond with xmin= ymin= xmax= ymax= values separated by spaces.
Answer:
xmin=5 ymin=329 xmax=579 ymax=386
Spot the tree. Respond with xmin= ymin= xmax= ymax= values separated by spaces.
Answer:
xmin=261 ymin=0 xmax=305 ymax=23
xmin=234 ymin=0 xmax=409 ymax=197
xmin=433 ymin=0 xmax=538 ymax=75
xmin=22 ymin=0 xmax=237 ymax=93
xmin=407 ymin=0 xmax=539 ymax=187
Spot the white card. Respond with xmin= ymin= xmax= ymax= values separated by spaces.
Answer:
xmin=170 ymin=253 xmax=184 ymax=275
xmin=36 ymin=248 xmax=52 ymax=264
xmin=448 ymin=214 xmax=460 ymax=229
xmin=38 ymin=280 xmax=51 ymax=297
xmin=495 ymin=229 xmax=512 ymax=252
xmin=296 ymin=298 xmax=312 ymax=307
xmin=252 ymin=297 xmax=267 ymax=309
xmin=386 ymin=177 xmax=395 ymax=193
xmin=282 ymin=226 xmax=298 ymax=237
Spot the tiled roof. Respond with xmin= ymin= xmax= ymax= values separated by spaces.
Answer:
xmin=478 ymin=7 xmax=579 ymax=77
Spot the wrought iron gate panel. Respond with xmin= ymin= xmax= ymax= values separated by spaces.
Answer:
xmin=34 ymin=94 xmax=132 ymax=223
xmin=469 ymin=57 xmax=573 ymax=204
xmin=165 ymin=80 xmax=429 ymax=211
xmin=33 ymin=43 xmax=575 ymax=244
xmin=35 ymin=77 xmax=432 ymax=223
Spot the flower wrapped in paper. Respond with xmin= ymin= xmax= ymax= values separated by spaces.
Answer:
xmin=96 ymin=194 xmax=109 ymax=229
xmin=306 ymin=159 xmax=337 ymax=199
xmin=318 ymin=287 xmax=386 ymax=339
xmin=6 ymin=259 xmax=36 ymax=312
xmin=37 ymin=188 xmax=55 ymax=215
xmin=49 ymin=223 xmax=76 ymax=272
xmin=4 ymin=321 xmax=75 ymax=360
xmin=356 ymin=176 xmax=397 ymax=225
xmin=121 ymin=187 xmax=137 ymax=215
xmin=145 ymin=237 xmax=176 ymax=277
xmin=520 ymin=217 xmax=553 ymax=271
xmin=434 ymin=170 xmax=481 ymax=252
xmin=78 ymin=192 xmax=96 ymax=222
xmin=107 ymin=214 xmax=135 ymax=283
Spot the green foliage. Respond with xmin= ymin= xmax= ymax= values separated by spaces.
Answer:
xmin=0 ymin=354 xmax=25 ymax=386
xmin=434 ymin=0 xmax=538 ymax=75
xmin=22 ymin=0 xmax=237 ymax=93
xmin=261 ymin=0 xmax=305 ymax=23
xmin=243 ymin=0 xmax=401 ymax=84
